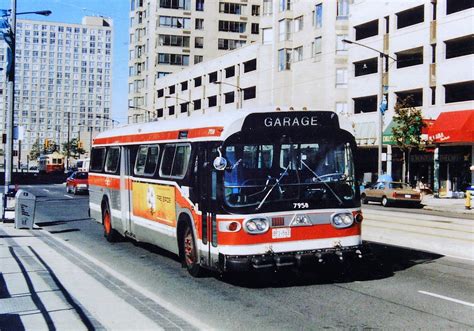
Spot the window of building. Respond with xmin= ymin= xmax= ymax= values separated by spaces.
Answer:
xmin=279 ymin=0 xmax=291 ymax=11
xmin=168 ymin=105 xmax=175 ymax=116
xmin=445 ymin=35 xmax=474 ymax=59
xmin=336 ymin=34 xmax=348 ymax=54
xmin=337 ymin=0 xmax=349 ymax=18
xmin=180 ymin=103 xmax=189 ymax=113
xmin=218 ymin=38 xmax=246 ymax=50
xmin=195 ymin=18 xmax=204 ymax=30
xmin=396 ymin=46 xmax=423 ymax=68
xmin=313 ymin=37 xmax=322 ymax=56
xmin=353 ymin=95 xmax=377 ymax=114
xmin=279 ymin=19 xmax=292 ymax=41
xmin=159 ymin=0 xmax=191 ymax=10
xmin=225 ymin=66 xmax=235 ymax=78
xmin=209 ymin=71 xmax=218 ymax=83
xmin=243 ymin=86 xmax=256 ymax=100
xmin=278 ymin=49 xmax=291 ymax=71
xmin=195 ymin=37 xmax=204 ymax=48
xmin=158 ymin=34 xmax=190 ymax=47
xmin=159 ymin=16 xmax=191 ymax=29
xmin=314 ymin=3 xmax=323 ymax=28
xmin=219 ymin=3 xmax=245 ymax=15
xmin=444 ymin=81 xmax=474 ymax=103
xmin=243 ymin=59 xmax=257 ymax=73
xmin=169 ymin=85 xmax=175 ymax=94
xmin=396 ymin=5 xmax=424 ymax=29
xmin=225 ymin=91 xmax=235 ymax=104
xmin=263 ymin=0 xmax=272 ymax=15
xmin=193 ymin=99 xmax=201 ymax=110
xmin=157 ymin=89 xmax=164 ymax=97
xmin=208 ymin=95 xmax=217 ymax=107
xmin=181 ymin=81 xmax=188 ymax=91
xmin=336 ymin=69 xmax=348 ymax=87
xmin=194 ymin=55 xmax=203 ymax=64
xmin=294 ymin=16 xmax=304 ymax=32
xmin=252 ymin=5 xmax=260 ymax=16
xmin=194 ymin=76 xmax=202 ymax=87
xmin=157 ymin=108 xmax=164 ymax=117
xmin=251 ymin=23 xmax=259 ymax=35
xmin=262 ymin=28 xmax=273 ymax=45
xmin=396 ymin=88 xmax=423 ymax=107
xmin=446 ymin=0 xmax=473 ymax=14
xmin=355 ymin=20 xmax=378 ymax=40
xmin=431 ymin=87 xmax=436 ymax=105
xmin=354 ymin=57 xmax=378 ymax=76
xmin=218 ymin=20 xmax=246 ymax=33
xmin=196 ymin=0 xmax=204 ymax=11
xmin=294 ymin=46 xmax=303 ymax=62
xmin=157 ymin=53 xmax=190 ymax=66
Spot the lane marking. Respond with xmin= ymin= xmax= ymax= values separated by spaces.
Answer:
xmin=64 ymin=195 xmax=73 ymax=199
xmin=418 ymin=291 xmax=474 ymax=307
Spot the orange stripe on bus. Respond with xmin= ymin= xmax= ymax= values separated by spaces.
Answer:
xmin=88 ymin=174 xmax=122 ymax=190
xmin=93 ymin=126 xmax=224 ymax=145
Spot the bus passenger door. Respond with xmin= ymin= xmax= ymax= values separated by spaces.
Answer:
xmin=198 ymin=146 xmax=218 ymax=267
xmin=120 ymin=147 xmax=132 ymax=233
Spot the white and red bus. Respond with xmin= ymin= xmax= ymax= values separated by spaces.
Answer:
xmin=89 ymin=109 xmax=364 ymax=276
xmin=38 ymin=152 xmax=65 ymax=174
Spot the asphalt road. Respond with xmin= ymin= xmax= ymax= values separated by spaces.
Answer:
xmin=21 ymin=184 xmax=474 ymax=329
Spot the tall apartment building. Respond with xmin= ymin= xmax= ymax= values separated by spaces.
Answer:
xmin=128 ymin=0 xmax=261 ymax=121
xmin=0 ymin=16 xmax=113 ymax=165
xmin=348 ymin=0 xmax=473 ymax=194
xmin=153 ymin=0 xmax=351 ymax=117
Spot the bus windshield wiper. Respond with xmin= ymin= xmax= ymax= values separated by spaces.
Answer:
xmin=301 ymin=160 xmax=343 ymax=205
xmin=256 ymin=162 xmax=291 ymax=211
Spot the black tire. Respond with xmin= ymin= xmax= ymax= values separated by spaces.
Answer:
xmin=361 ymin=193 xmax=368 ymax=204
xmin=102 ymin=201 xmax=120 ymax=242
xmin=381 ymin=196 xmax=390 ymax=207
xmin=181 ymin=222 xmax=203 ymax=277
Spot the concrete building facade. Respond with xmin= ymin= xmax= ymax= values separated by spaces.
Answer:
xmin=128 ymin=0 xmax=261 ymax=121
xmin=0 ymin=16 xmax=113 ymax=166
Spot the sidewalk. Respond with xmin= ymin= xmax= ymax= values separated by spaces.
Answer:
xmin=422 ymin=194 xmax=474 ymax=217
xmin=0 ymin=216 xmax=205 ymax=330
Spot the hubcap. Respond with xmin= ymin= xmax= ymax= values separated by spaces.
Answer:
xmin=104 ymin=210 xmax=111 ymax=234
xmin=184 ymin=230 xmax=195 ymax=266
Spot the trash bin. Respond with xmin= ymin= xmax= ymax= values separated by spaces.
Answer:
xmin=14 ymin=189 xmax=36 ymax=229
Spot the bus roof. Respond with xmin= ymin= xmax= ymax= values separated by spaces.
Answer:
xmin=93 ymin=108 xmax=354 ymax=146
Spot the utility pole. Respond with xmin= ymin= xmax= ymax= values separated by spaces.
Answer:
xmin=66 ymin=111 xmax=70 ymax=171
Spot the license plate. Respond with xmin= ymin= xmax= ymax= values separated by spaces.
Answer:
xmin=272 ymin=228 xmax=291 ymax=239
xmin=404 ymin=194 xmax=411 ymax=198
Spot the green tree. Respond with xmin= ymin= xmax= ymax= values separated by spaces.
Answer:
xmin=392 ymin=95 xmax=426 ymax=183
xmin=29 ymin=139 xmax=43 ymax=160
xmin=62 ymin=138 xmax=86 ymax=159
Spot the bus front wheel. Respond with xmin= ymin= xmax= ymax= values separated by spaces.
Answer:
xmin=181 ymin=222 xmax=203 ymax=277
xmin=102 ymin=201 xmax=120 ymax=242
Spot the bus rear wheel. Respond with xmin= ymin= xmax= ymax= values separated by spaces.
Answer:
xmin=182 ymin=223 xmax=203 ymax=277
xmin=102 ymin=201 xmax=120 ymax=242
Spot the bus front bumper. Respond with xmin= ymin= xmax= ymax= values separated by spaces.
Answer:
xmin=219 ymin=244 xmax=369 ymax=272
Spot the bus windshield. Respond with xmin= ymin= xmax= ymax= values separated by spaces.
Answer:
xmin=223 ymin=139 xmax=357 ymax=211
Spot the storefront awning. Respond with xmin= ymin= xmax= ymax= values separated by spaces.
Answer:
xmin=354 ymin=122 xmax=376 ymax=146
xmin=383 ymin=119 xmax=434 ymax=145
xmin=428 ymin=110 xmax=474 ymax=144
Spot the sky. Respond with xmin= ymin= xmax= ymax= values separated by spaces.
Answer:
xmin=0 ymin=0 xmax=130 ymax=124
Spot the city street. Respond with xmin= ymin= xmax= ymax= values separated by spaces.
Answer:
xmin=2 ymin=184 xmax=472 ymax=329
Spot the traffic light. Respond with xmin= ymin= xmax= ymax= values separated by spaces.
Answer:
xmin=44 ymin=139 xmax=50 ymax=149
xmin=78 ymin=140 xmax=83 ymax=149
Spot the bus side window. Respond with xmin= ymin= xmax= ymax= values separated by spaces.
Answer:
xmin=105 ymin=147 xmax=120 ymax=174
xmin=90 ymin=147 xmax=106 ymax=172
xmin=135 ymin=145 xmax=160 ymax=176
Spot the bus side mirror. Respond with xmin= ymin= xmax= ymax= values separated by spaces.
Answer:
xmin=213 ymin=156 xmax=227 ymax=171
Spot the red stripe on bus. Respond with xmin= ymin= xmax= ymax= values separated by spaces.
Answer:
xmin=217 ymin=223 xmax=361 ymax=245
xmin=93 ymin=126 xmax=224 ymax=145
xmin=88 ymin=174 xmax=122 ymax=190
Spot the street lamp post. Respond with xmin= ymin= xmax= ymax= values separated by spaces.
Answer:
xmin=164 ymin=96 xmax=194 ymax=117
xmin=1 ymin=1 xmax=52 ymax=219
xmin=95 ymin=114 xmax=120 ymax=128
xmin=212 ymin=81 xmax=243 ymax=109
xmin=342 ymin=39 xmax=396 ymax=179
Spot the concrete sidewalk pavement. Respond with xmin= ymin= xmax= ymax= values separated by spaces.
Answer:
xmin=421 ymin=194 xmax=474 ymax=217
xmin=0 ymin=221 xmax=206 ymax=331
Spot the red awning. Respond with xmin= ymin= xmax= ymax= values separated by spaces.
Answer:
xmin=428 ymin=110 xmax=474 ymax=144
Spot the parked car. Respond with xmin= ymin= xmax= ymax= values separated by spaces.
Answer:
xmin=361 ymin=181 xmax=422 ymax=207
xmin=66 ymin=171 xmax=89 ymax=195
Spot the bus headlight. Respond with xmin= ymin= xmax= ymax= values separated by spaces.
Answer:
xmin=243 ymin=217 xmax=269 ymax=234
xmin=331 ymin=213 xmax=354 ymax=228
